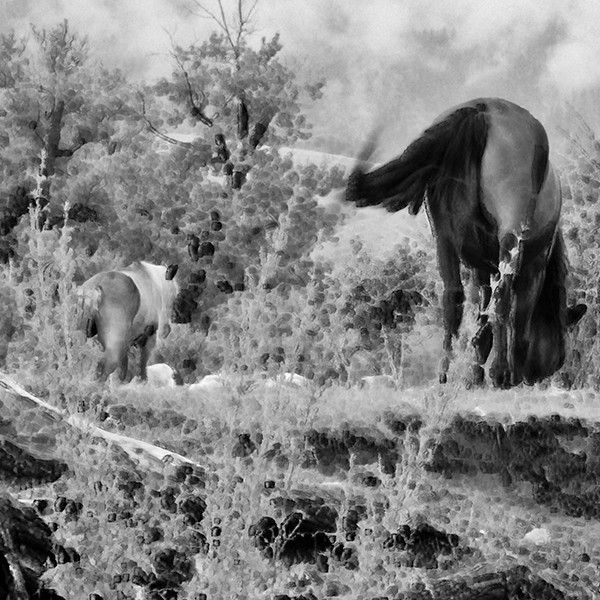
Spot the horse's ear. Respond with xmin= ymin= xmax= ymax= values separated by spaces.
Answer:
xmin=165 ymin=264 xmax=179 ymax=280
xmin=567 ymin=303 xmax=587 ymax=327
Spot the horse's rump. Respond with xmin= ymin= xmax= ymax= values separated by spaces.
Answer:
xmin=77 ymin=261 xmax=180 ymax=382
xmin=79 ymin=272 xmax=141 ymax=349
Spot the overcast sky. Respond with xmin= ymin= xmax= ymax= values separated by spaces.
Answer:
xmin=2 ymin=0 xmax=600 ymax=153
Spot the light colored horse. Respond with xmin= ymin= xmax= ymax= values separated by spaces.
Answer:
xmin=78 ymin=261 xmax=179 ymax=382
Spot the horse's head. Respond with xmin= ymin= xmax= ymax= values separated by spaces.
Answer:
xmin=172 ymin=287 xmax=199 ymax=324
xmin=522 ymin=302 xmax=586 ymax=385
xmin=165 ymin=264 xmax=179 ymax=281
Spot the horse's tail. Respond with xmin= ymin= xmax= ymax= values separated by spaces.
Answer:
xmin=75 ymin=284 xmax=102 ymax=338
xmin=346 ymin=102 xmax=489 ymax=215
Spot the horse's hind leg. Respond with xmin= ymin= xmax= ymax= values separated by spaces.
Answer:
xmin=97 ymin=315 xmax=132 ymax=383
xmin=437 ymin=240 xmax=464 ymax=383
xmin=490 ymin=233 xmax=520 ymax=388
xmin=139 ymin=334 xmax=156 ymax=381
xmin=472 ymin=270 xmax=492 ymax=362
xmin=95 ymin=359 xmax=111 ymax=382
xmin=471 ymin=269 xmax=493 ymax=385
xmin=116 ymin=350 xmax=130 ymax=382
xmin=96 ymin=344 xmax=129 ymax=383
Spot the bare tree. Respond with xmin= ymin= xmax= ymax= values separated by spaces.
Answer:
xmin=186 ymin=0 xmax=258 ymax=63
xmin=30 ymin=22 xmax=91 ymax=202
xmin=148 ymin=0 xmax=272 ymax=178
xmin=170 ymin=46 xmax=214 ymax=127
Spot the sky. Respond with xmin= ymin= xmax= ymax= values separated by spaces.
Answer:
xmin=2 ymin=0 xmax=600 ymax=154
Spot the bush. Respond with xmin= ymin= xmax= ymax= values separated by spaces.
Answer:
xmin=192 ymin=236 xmax=437 ymax=386
xmin=557 ymin=111 xmax=600 ymax=387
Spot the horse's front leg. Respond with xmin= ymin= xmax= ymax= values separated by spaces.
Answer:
xmin=437 ymin=241 xmax=464 ymax=384
xmin=472 ymin=270 xmax=493 ymax=362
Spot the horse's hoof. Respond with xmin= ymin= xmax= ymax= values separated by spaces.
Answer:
xmin=470 ymin=364 xmax=485 ymax=386
xmin=438 ymin=356 xmax=450 ymax=384
xmin=95 ymin=364 xmax=107 ymax=382
xmin=490 ymin=364 xmax=512 ymax=389
xmin=492 ymin=373 xmax=511 ymax=389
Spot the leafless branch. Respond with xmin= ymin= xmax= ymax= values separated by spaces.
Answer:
xmin=137 ymin=92 xmax=196 ymax=148
xmin=187 ymin=0 xmax=257 ymax=59
xmin=558 ymin=126 xmax=590 ymax=160
xmin=236 ymin=0 xmax=258 ymax=49
xmin=0 ymin=372 xmax=199 ymax=470
xmin=170 ymin=50 xmax=213 ymax=127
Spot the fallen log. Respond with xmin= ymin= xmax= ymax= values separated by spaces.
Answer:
xmin=0 ymin=373 xmax=199 ymax=472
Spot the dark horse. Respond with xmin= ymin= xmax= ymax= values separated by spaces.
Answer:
xmin=346 ymin=98 xmax=586 ymax=388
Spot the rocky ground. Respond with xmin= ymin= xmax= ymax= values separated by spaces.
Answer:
xmin=1 ymin=376 xmax=599 ymax=599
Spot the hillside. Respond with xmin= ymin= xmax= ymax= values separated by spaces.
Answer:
xmin=2 ymin=372 xmax=600 ymax=599
xmin=1 ymin=19 xmax=599 ymax=600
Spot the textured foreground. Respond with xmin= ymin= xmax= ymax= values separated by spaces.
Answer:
xmin=1 ymin=375 xmax=599 ymax=599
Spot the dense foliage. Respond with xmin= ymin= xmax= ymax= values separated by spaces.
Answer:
xmin=0 ymin=20 xmax=431 ymax=387
xmin=556 ymin=114 xmax=600 ymax=387
xmin=1 ymin=18 xmax=596 ymax=391
xmin=3 ymin=13 xmax=600 ymax=600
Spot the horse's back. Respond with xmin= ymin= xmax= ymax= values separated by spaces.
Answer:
xmin=119 ymin=261 xmax=177 ymax=334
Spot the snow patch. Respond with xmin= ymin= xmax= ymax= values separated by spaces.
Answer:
xmin=188 ymin=374 xmax=228 ymax=391
xmin=522 ymin=528 xmax=551 ymax=545
xmin=146 ymin=363 xmax=178 ymax=387
xmin=263 ymin=372 xmax=310 ymax=388
xmin=359 ymin=375 xmax=397 ymax=389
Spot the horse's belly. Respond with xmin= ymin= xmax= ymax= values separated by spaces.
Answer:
xmin=131 ymin=301 xmax=160 ymax=333
xmin=124 ymin=276 xmax=161 ymax=334
xmin=458 ymin=218 xmax=497 ymax=272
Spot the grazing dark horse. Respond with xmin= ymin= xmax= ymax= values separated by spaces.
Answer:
xmin=78 ymin=261 xmax=179 ymax=382
xmin=346 ymin=98 xmax=586 ymax=388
